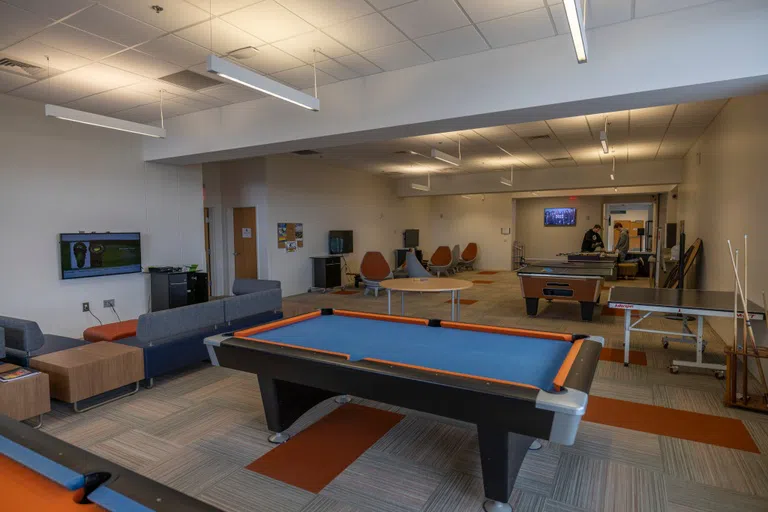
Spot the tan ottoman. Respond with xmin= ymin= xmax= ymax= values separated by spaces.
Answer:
xmin=0 ymin=363 xmax=50 ymax=428
xmin=618 ymin=262 xmax=639 ymax=279
xmin=30 ymin=342 xmax=144 ymax=412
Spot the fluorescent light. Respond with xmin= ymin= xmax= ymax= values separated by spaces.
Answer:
xmin=600 ymin=131 xmax=609 ymax=153
xmin=614 ymin=187 xmax=618 ymax=192
xmin=500 ymin=165 xmax=514 ymax=187
xmin=411 ymin=173 xmax=431 ymax=192
xmin=532 ymin=191 xmax=539 ymax=196
xmin=45 ymin=104 xmax=166 ymax=138
xmin=461 ymin=195 xmax=472 ymax=199
xmin=430 ymin=148 xmax=460 ymax=167
xmin=610 ymin=156 xmax=615 ymax=180
xmin=563 ymin=0 xmax=588 ymax=63
xmin=610 ymin=174 xmax=615 ymax=180
xmin=207 ymin=54 xmax=319 ymax=111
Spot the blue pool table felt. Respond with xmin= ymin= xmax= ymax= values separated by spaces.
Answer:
xmin=247 ymin=315 xmax=574 ymax=391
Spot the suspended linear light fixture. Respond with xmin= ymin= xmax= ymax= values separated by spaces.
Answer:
xmin=610 ymin=156 xmax=615 ymax=180
xmin=563 ymin=0 xmax=588 ymax=63
xmin=411 ymin=173 xmax=431 ymax=192
xmin=500 ymin=165 xmax=514 ymax=187
xmin=600 ymin=117 xmax=609 ymax=154
xmin=430 ymin=148 xmax=460 ymax=167
xmin=45 ymin=105 xmax=167 ymax=138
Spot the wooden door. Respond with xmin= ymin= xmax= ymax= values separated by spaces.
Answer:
xmin=233 ymin=207 xmax=258 ymax=279
xmin=630 ymin=220 xmax=644 ymax=250
xmin=204 ymin=208 xmax=212 ymax=296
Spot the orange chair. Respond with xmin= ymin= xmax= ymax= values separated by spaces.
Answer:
xmin=459 ymin=243 xmax=478 ymax=270
xmin=360 ymin=251 xmax=393 ymax=296
xmin=429 ymin=246 xmax=452 ymax=277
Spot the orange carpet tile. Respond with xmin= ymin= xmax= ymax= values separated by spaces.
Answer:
xmin=585 ymin=396 xmax=759 ymax=453
xmin=472 ymin=280 xmax=495 ymax=284
xmin=599 ymin=347 xmax=648 ymax=366
xmin=247 ymin=404 xmax=403 ymax=493
xmin=443 ymin=299 xmax=478 ymax=305
xmin=477 ymin=271 xmax=499 ymax=275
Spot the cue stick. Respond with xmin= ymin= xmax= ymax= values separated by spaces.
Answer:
xmin=743 ymin=235 xmax=750 ymax=402
xmin=733 ymin=250 xmax=739 ymax=352
xmin=727 ymin=240 xmax=768 ymax=404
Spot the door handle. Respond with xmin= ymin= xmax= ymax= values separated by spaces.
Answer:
xmin=233 ymin=252 xmax=240 ymax=256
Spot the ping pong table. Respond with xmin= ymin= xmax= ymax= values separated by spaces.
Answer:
xmin=607 ymin=287 xmax=765 ymax=377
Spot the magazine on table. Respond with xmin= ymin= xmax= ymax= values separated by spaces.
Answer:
xmin=0 ymin=367 xmax=39 ymax=383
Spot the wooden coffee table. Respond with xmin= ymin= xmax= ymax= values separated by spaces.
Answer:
xmin=30 ymin=342 xmax=144 ymax=412
xmin=380 ymin=277 xmax=474 ymax=321
xmin=0 ymin=363 xmax=50 ymax=428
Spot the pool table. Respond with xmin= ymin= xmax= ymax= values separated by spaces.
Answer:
xmin=205 ymin=309 xmax=603 ymax=512
xmin=0 ymin=414 xmax=219 ymax=512
xmin=517 ymin=264 xmax=613 ymax=321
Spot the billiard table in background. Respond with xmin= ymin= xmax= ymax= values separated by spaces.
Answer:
xmin=0 ymin=414 xmax=219 ymax=512
xmin=205 ymin=309 xmax=603 ymax=512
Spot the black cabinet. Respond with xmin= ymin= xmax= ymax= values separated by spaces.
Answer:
xmin=310 ymin=256 xmax=341 ymax=290
xmin=150 ymin=271 xmax=208 ymax=311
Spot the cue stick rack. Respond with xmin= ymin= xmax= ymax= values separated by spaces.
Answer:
xmin=725 ymin=345 xmax=768 ymax=414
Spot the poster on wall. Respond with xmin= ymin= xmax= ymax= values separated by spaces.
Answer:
xmin=295 ymin=223 xmax=303 ymax=247
xmin=277 ymin=223 xmax=287 ymax=248
xmin=286 ymin=241 xmax=297 ymax=253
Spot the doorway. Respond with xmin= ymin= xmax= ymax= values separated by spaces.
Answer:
xmin=233 ymin=207 xmax=258 ymax=279
xmin=204 ymin=207 xmax=212 ymax=296
xmin=605 ymin=202 xmax=654 ymax=251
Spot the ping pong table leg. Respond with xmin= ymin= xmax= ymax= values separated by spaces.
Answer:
xmin=695 ymin=315 xmax=704 ymax=364
xmin=624 ymin=309 xmax=631 ymax=366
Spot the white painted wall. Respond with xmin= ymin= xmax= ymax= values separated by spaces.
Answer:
xmin=515 ymin=196 xmax=604 ymax=258
xmin=428 ymin=195 xmax=515 ymax=271
xmin=0 ymin=95 xmax=204 ymax=337
xmin=677 ymin=93 xmax=768 ymax=373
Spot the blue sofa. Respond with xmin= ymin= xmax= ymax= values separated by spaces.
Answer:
xmin=117 ymin=280 xmax=283 ymax=386
xmin=0 ymin=317 xmax=88 ymax=366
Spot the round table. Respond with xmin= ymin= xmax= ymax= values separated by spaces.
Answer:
xmin=380 ymin=278 xmax=474 ymax=321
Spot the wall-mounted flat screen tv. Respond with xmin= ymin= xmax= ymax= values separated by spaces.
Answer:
xmin=59 ymin=232 xmax=142 ymax=280
xmin=544 ymin=208 xmax=577 ymax=226
xmin=403 ymin=229 xmax=419 ymax=248
xmin=329 ymin=230 xmax=353 ymax=255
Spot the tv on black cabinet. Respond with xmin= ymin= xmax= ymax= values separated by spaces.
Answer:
xmin=544 ymin=208 xmax=577 ymax=226
xmin=59 ymin=232 xmax=142 ymax=280
xmin=329 ymin=230 xmax=353 ymax=255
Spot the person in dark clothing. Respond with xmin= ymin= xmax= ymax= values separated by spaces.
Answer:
xmin=581 ymin=224 xmax=604 ymax=252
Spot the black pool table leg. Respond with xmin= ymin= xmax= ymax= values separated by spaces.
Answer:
xmin=258 ymin=375 xmax=337 ymax=444
xmin=580 ymin=301 xmax=596 ymax=321
xmin=477 ymin=425 xmax=535 ymax=512
xmin=524 ymin=298 xmax=539 ymax=316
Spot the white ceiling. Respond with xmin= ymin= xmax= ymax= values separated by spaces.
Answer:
xmin=0 ymin=0 xmax=724 ymax=124
xmin=297 ymin=99 xmax=727 ymax=175
xmin=460 ymin=184 xmax=676 ymax=200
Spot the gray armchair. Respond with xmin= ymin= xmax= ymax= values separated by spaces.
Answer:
xmin=406 ymin=252 xmax=432 ymax=278
xmin=0 ymin=316 xmax=87 ymax=366
xmin=232 ymin=279 xmax=281 ymax=296
xmin=448 ymin=245 xmax=461 ymax=274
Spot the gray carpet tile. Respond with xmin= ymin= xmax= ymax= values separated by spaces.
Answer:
xmin=603 ymin=461 xmax=667 ymax=512
xmin=551 ymin=453 xmax=609 ymax=511
xmin=45 ymin=415 xmax=131 ymax=448
xmin=665 ymin=476 xmax=768 ymax=512
xmin=191 ymin=420 xmax=274 ymax=465
xmin=590 ymin=378 xmax=655 ymax=405
xmin=101 ymin=391 xmax=191 ymax=426
xmin=141 ymin=445 xmax=241 ymax=497
xmin=542 ymin=500 xmax=591 ymax=512
xmin=88 ymin=429 xmax=183 ymax=472
xmin=421 ymin=471 xmax=486 ymax=512
xmin=564 ymin=422 xmax=663 ymax=473
xmin=653 ymin=385 xmax=731 ymax=418
xmin=142 ymin=403 xmax=250 ymax=445
xmin=198 ymin=468 xmax=315 ymax=512
xmin=321 ymin=450 xmax=444 ymax=512
xmin=509 ymin=489 xmax=550 ymax=512
xmin=743 ymin=419 xmax=768 ymax=453
xmin=301 ymin=495 xmax=361 ymax=512
xmin=370 ymin=416 xmax=472 ymax=471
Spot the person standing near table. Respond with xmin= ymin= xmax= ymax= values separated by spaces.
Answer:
xmin=581 ymin=224 xmax=604 ymax=252
xmin=614 ymin=222 xmax=630 ymax=261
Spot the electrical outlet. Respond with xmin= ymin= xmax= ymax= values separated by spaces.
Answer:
xmin=82 ymin=302 xmax=90 ymax=312
xmin=103 ymin=299 xmax=115 ymax=308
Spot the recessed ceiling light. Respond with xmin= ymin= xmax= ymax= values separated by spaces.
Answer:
xmin=228 ymin=46 xmax=260 ymax=60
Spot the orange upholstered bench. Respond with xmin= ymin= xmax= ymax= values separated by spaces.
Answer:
xmin=83 ymin=319 xmax=138 ymax=342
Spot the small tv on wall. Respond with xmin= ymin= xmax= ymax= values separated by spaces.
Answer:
xmin=59 ymin=232 xmax=142 ymax=280
xmin=329 ymin=230 xmax=353 ymax=255
xmin=544 ymin=208 xmax=577 ymax=226
xmin=403 ymin=229 xmax=419 ymax=248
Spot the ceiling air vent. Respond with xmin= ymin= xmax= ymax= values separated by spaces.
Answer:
xmin=158 ymin=70 xmax=222 ymax=91
xmin=526 ymin=134 xmax=552 ymax=142
xmin=292 ymin=150 xmax=321 ymax=155
xmin=0 ymin=57 xmax=47 ymax=78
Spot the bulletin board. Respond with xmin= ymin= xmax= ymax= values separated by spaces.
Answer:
xmin=277 ymin=222 xmax=303 ymax=250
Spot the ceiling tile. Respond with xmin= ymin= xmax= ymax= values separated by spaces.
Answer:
xmin=3 ymin=39 xmax=91 ymax=72
xmin=2 ymin=0 xmax=93 ymax=21
xmin=112 ymin=101 xmax=165 ymax=123
xmin=31 ymin=24 xmax=125 ymax=61
xmin=669 ymin=99 xmax=726 ymax=128
xmin=272 ymin=65 xmax=337 ymax=89
xmin=65 ymin=87 xmax=158 ymax=115
xmin=222 ymin=0 xmax=315 ymax=43
xmin=361 ymin=41 xmax=431 ymax=72
xmin=176 ymin=19 xmax=266 ymax=56
xmin=273 ymin=31 xmax=353 ymax=63
xmin=635 ymin=0 xmax=717 ymax=19
xmin=187 ymin=61 xmax=230 ymax=85
xmin=0 ymin=2 xmax=51 ymax=48
xmin=367 ymin=0 xmax=413 ymax=9
xmin=549 ymin=3 xmax=569 ymax=35
xmin=123 ymin=80 xmax=185 ymax=98
xmin=10 ymin=63 xmax=141 ymax=104
xmin=416 ymin=26 xmax=489 ymax=61
xmin=324 ymin=13 xmax=407 ymax=52
xmin=509 ymin=120 xmax=551 ymax=137
xmin=477 ymin=8 xmax=555 ymax=48
xmin=457 ymin=0 xmax=546 ymax=24
xmin=315 ymin=59 xmax=361 ymax=80
xmin=586 ymin=0 xmax=631 ymax=28
xmin=200 ymin=83 xmax=266 ymax=102
xmin=96 ymin=0 xmax=210 ymax=32
xmin=171 ymin=90 xmax=230 ymax=107
xmin=235 ymin=45 xmax=305 ymax=74
xmin=275 ymin=0 xmax=374 ymax=28
xmin=383 ymin=0 xmax=470 ymax=39
xmin=335 ymin=54 xmax=383 ymax=75
xmin=184 ymin=0 xmax=259 ymax=16
xmin=0 ymin=70 xmax=36 ymax=93
xmin=102 ymin=50 xmax=184 ymax=79
xmin=64 ymin=4 xmax=163 ymax=47
xmin=137 ymin=35 xmax=209 ymax=67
